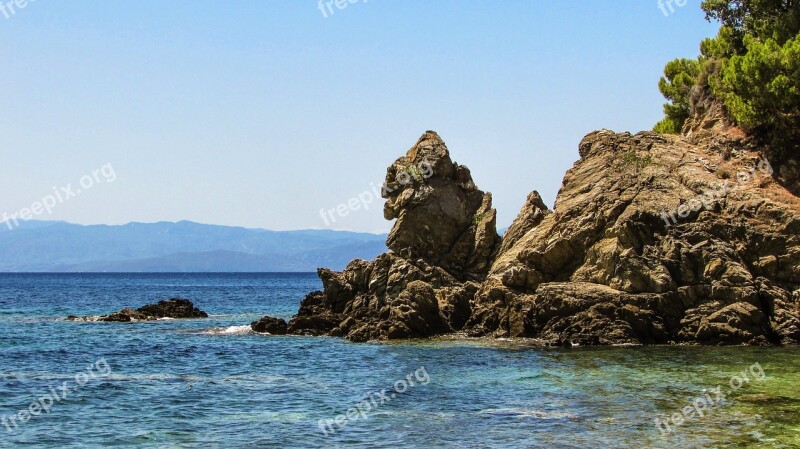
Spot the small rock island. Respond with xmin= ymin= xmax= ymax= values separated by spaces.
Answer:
xmin=68 ymin=298 xmax=209 ymax=322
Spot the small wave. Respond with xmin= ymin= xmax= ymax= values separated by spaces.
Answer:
xmin=201 ymin=325 xmax=253 ymax=335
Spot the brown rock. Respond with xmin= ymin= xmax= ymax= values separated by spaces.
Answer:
xmin=280 ymin=128 xmax=799 ymax=346
xmin=498 ymin=191 xmax=550 ymax=255
xmin=283 ymin=132 xmax=500 ymax=341
xmin=68 ymin=298 xmax=208 ymax=322
xmin=467 ymin=128 xmax=799 ymax=345
xmin=383 ymin=131 xmax=500 ymax=281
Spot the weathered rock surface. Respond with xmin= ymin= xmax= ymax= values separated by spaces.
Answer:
xmin=497 ymin=191 xmax=551 ymax=256
xmin=254 ymin=131 xmax=499 ymax=341
xmin=68 ymin=298 xmax=208 ymax=322
xmin=468 ymin=129 xmax=800 ymax=345
xmin=257 ymin=127 xmax=799 ymax=345
xmin=383 ymin=131 xmax=501 ymax=281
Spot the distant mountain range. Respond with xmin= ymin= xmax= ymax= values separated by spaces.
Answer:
xmin=0 ymin=221 xmax=387 ymax=272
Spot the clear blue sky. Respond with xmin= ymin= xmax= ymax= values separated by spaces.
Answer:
xmin=0 ymin=0 xmax=719 ymax=233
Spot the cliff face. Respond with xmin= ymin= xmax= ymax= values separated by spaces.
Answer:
xmin=256 ymin=127 xmax=800 ymax=346
xmin=469 ymin=129 xmax=799 ymax=345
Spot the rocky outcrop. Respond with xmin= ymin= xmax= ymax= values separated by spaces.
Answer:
xmin=253 ymin=131 xmax=499 ymax=341
xmin=256 ymin=128 xmax=799 ymax=345
xmin=382 ymin=131 xmax=501 ymax=281
xmin=496 ymin=191 xmax=550 ymax=256
xmin=468 ymin=129 xmax=800 ymax=345
xmin=68 ymin=298 xmax=208 ymax=322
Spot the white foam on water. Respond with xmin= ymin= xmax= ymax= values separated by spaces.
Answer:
xmin=202 ymin=325 xmax=253 ymax=335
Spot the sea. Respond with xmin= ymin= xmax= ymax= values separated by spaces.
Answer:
xmin=0 ymin=273 xmax=798 ymax=448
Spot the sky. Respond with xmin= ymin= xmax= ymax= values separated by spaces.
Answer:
xmin=0 ymin=0 xmax=720 ymax=233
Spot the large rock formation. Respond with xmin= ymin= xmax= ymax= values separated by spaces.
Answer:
xmin=382 ymin=131 xmax=501 ymax=281
xmin=468 ymin=128 xmax=800 ymax=345
xmin=261 ymin=131 xmax=500 ymax=342
xmin=254 ymin=127 xmax=800 ymax=345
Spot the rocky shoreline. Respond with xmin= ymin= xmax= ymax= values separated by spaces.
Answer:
xmin=254 ymin=123 xmax=799 ymax=346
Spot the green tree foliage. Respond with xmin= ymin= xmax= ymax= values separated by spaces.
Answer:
xmin=712 ymin=34 xmax=800 ymax=136
xmin=702 ymin=0 xmax=800 ymax=48
xmin=654 ymin=58 xmax=702 ymax=134
xmin=655 ymin=0 xmax=800 ymax=150
xmin=700 ymin=26 xmax=739 ymax=58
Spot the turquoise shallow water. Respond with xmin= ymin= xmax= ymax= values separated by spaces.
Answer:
xmin=0 ymin=273 xmax=798 ymax=448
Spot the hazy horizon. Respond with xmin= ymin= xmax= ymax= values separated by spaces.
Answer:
xmin=1 ymin=218 xmax=390 ymax=235
xmin=1 ymin=1 xmax=719 ymax=233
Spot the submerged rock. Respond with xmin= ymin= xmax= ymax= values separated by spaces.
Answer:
xmin=273 ymin=127 xmax=799 ymax=345
xmin=68 ymin=298 xmax=208 ymax=322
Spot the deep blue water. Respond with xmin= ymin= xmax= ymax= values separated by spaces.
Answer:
xmin=1 ymin=274 xmax=798 ymax=449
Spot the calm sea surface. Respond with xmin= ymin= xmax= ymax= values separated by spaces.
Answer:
xmin=0 ymin=273 xmax=798 ymax=448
